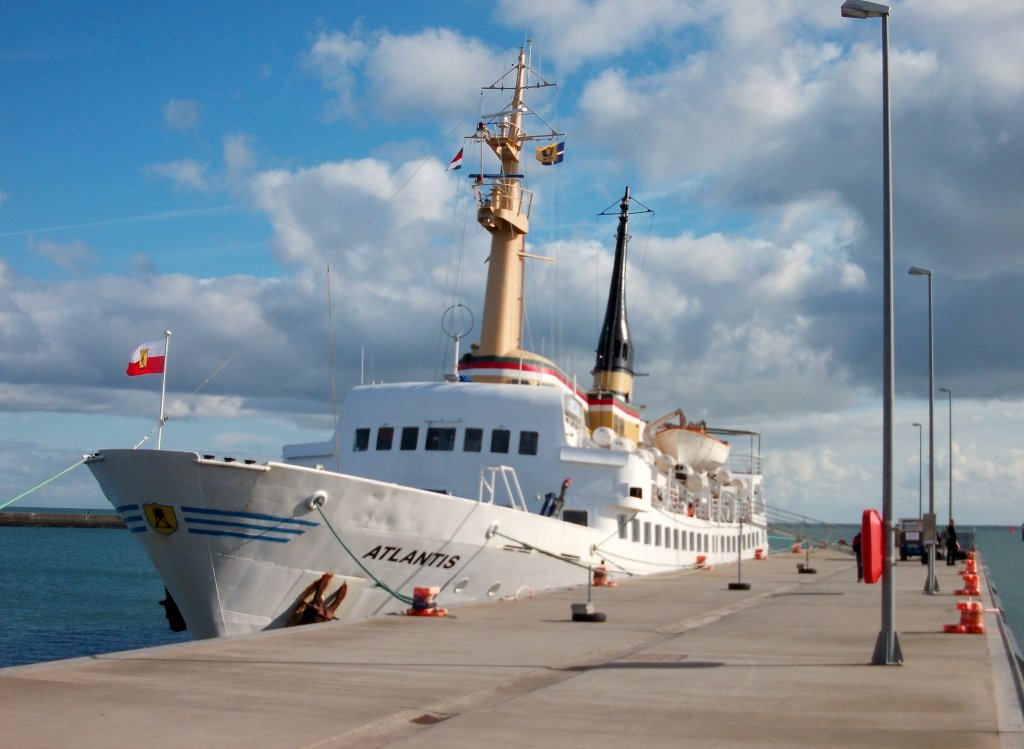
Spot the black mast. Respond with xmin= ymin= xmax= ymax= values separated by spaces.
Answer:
xmin=592 ymin=187 xmax=635 ymax=399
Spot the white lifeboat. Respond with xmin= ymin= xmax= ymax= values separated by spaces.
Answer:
xmin=643 ymin=409 xmax=731 ymax=472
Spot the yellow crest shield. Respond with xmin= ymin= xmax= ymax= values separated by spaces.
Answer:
xmin=144 ymin=503 xmax=178 ymax=535
xmin=139 ymin=347 xmax=149 ymax=369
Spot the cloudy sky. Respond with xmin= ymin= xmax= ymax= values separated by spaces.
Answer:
xmin=2 ymin=0 xmax=1022 ymax=524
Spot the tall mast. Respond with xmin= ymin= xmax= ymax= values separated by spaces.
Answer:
xmin=592 ymin=187 xmax=635 ymax=401
xmin=475 ymin=49 xmax=530 ymax=358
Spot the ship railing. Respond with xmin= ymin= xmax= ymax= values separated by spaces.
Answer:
xmin=721 ymin=452 xmax=762 ymax=476
xmin=473 ymin=180 xmax=534 ymax=222
xmin=478 ymin=465 xmax=528 ymax=512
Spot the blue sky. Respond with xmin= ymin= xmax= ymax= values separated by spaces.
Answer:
xmin=3 ymin=0 xmax=1023 ymax=523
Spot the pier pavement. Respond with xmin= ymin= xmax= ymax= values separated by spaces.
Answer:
xmin=2 ymin=549 xmax=1022 ymax=749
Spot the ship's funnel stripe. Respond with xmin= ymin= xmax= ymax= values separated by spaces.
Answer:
xmin=116 ymin=504 xmax=141 ymax=513
xmin=122 ymin=514 xmax=143 ymax=524
xmin=129 ymin=526 xmax=147 ymax=534
xmin=182 ymin=516 xmax=306 ymax=535
xmin=179 ymin=505 xmax=320 ymax=527
xmin=187 ymin=528 xmax=292 ymax=543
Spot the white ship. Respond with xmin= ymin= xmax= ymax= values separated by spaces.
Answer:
xmin=86 ymin=48 xmax=768 ymax=639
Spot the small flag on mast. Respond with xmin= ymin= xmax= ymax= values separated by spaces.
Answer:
xmin=126 ymin=339 xmax=167 ymax=376
xmin=535 ymin=141 xmax=565 ymax=166
xmin=447 ymin=147 xmax=464 ymax=171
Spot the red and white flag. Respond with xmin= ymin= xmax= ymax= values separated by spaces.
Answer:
xmin=126 ymin=339 xmax=166 ymax=376
xmin=446 ymin=147 xmax=464 ymax=171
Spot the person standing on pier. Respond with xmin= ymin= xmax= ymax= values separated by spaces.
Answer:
xmin=852 ymin=532 xmax=863 ymax=582
xmin=945 ymin=519 xmax=958 ymax=565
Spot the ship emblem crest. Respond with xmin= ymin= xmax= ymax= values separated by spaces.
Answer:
xmin=138 ymin=347 xmax=150 ymax=369
xmin=144 ymin=503 xmax=178 ymax=535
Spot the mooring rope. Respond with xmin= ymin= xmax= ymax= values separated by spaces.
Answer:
xmin=591 ymin=545 xmax=700 ymax=572
xmin=491 ymin=529 xmax=595 ymax=572
xmin=0 ymin=457 xmax=86 ymax=511
xmin=314 ymin=504 xmax=414 ymax=606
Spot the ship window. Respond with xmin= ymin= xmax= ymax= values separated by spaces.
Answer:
xmin=618 ymin=515 xmax=627 ymax=539
xmin=376 ymin=427 xmax=394 ymax=451
xmin=655 ymin=525 xmax=662 ymax=547
xmin=643 ymin=521 xmax=651 ymax=545
xmin=631 ymin=518 xmax=640 ymax=543
xmin=563 ymin=509 xmax=588 ymax=527
xmin=518 ymin=431 xmax=539 ymax=455
xmin=674 ymin=529 xmax=680 ymax=550
xmin=353 ymin=428 xmax=370 ymax=452
xmin=689 ymin=531 xmax=695 ymax=550
xmin=426 ymin=427 xmax=456 ymax=451
xmin=464 ymin=428 xmax=483 ymax=452
xmin=629 ymin=486 xmax=643 ymax=499
xmin=490 ymin=429 xmax=510 ymax=453
xmin=400 ymin=427 xmax=419 ymax=451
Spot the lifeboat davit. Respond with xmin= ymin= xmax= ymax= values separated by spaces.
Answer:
xmin=644 ymin=409 xmax=730 ymax=472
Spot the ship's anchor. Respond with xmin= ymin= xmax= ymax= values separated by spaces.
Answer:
xmin=288 ymin=572 xmax=348 ymax=626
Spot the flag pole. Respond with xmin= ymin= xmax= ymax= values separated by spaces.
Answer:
xmin=157 ymin=330 xmax=171 ymax=450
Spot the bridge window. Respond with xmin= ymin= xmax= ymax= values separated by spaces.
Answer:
xmin=376 ymin=427 xmax=394 ymax=451
xmin=618 ymin=515 xmax=628 ymax=539
xmin=631 ymin=518 xmax=640 ymax=542
xmin=464 ymin=428 xmax=483 ymax=452
xmin=644 ymin=521 xmax=652 ymax=545
xmin=518 ymin=431 xmax=539 ymax=455
xmin=563 ymin=510 xmax=588 ymax=527
xmin=400 ymin=427 xmax=419 ymax=451
xmin=490 ymin=429 xmax=510 ymax=454
xmin=353 ymin=428 xmax=370 ymax=452
xmin=426 ymin=427 xmax=456 ymax=451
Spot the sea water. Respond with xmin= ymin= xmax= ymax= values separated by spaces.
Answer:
xmin=0 ymin=524 xmax=190 ymax=668
xmin=1 ymin=520 xmax=1021 ymax=668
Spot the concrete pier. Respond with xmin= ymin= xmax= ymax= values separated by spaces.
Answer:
xmin=2 ymin=549 xmax=1022 ymax=748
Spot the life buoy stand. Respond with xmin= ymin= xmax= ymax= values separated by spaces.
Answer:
xmin=288 ymin=572 xmax=348 ymax=626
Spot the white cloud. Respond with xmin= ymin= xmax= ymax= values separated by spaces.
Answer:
xmin=147 ymin=159 xmax=210 ymax=191
xmin=304 ymin=30 xmax=368 ymax=120
xmin=30 ymin=238 xmax=97 ymax=273
xmin=224 ymin=134 xmax=256 ymax=174
xmin=163 ymin=98 xmax=200 ymax=131
xmin=365 ymin=30 xmax=504 ymax=121
xmin=496 ymin=0 xmax=699 ymax=72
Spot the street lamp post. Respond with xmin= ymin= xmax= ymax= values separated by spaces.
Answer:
xmin=912 ymin=422 xmax=922 ymax=519
xmin=939 ymin=387 xmax=953 ymax=520
xmin=842 ymin=0 xmax=901 ymax=665
xmin=909 ymin=266 xmax=938 ymax=595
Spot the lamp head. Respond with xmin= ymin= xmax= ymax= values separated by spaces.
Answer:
xmin=908 ymin=266 xmax=932 ymax=277
xmin=841 ymin=0 xmax=891 ymax=18
xmin=912 ymin=422 xmax=921 ymax=427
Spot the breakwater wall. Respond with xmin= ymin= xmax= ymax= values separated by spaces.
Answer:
xmin=0 ymin=511 xmax=125 ymax=529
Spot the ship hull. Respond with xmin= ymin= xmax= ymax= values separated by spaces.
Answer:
xmin=87 ymin=448 xmax=763 ymax=639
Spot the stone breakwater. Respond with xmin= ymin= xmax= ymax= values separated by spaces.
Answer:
xmin=0 ymin=511 xmax=125 ymax=529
